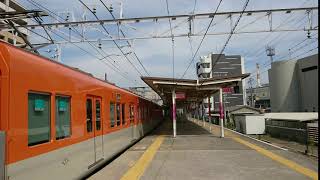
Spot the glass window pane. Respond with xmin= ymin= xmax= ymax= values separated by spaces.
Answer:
xmin=56 ymin=96 xmax=71 ymax=140
xmin=122 ymin=104 xmax=125 ymax=125
xmin=129 ymin=105 xmax=134 ymax=122
xmin=116 ymin=103 xmax=121 ymax=126
xmin=96 ymin=100 xmax=101 ymax=130
xmin=86 ymin=99 xmax=93 ymax=132
xmin=110 ymin=102 xmax=115 ymax=127
xmin=28 ymin=93 xmax=50 ymax=146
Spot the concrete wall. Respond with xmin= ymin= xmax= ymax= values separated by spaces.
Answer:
xmin=269 ymin=60 xmax=300 ymax=112
xmin=269 ymin=54 xmax=318 ymax=112
xmin=297 ymin=54 xmax=318 ymax=112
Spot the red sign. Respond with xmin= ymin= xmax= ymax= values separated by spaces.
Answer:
xmin=175 ymin=92 xmax=186 ymax=99
xmin=223 ymin=87 xmax=233 ymax=93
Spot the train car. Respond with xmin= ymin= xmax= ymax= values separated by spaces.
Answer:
xmin=0 ymin=41 xmax=163 ymax=180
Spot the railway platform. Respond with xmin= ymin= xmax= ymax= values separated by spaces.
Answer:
xmin=89 ymin=117 xmax=318 ymax=180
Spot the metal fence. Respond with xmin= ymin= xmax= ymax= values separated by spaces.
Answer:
xmin=307 ymin=123 xmax=318 ymax=144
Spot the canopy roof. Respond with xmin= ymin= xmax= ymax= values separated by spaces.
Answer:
xmin=141 ymin=73 xmax=250 ymax=105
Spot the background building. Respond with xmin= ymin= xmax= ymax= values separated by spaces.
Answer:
xmin=246 ymin=84 xmax=270 ymax=109
xmin=128 ymin=87 xmax=163 ymax=106
xmin=268 ymin=54 xmax=318 ymax=112
xmin=196 ymin=53 xmax=246 ymax=116
xmin=0 ymin=0 xmax=28 ymax=45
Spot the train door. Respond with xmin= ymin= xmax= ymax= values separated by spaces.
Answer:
xmin=129 ymin=104 xmax=135 ymax=141
xmin=93 ymin=97 xmax=104 ymax=163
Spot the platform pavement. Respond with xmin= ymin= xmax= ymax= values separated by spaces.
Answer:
xmin=89 ymin=117 xmax=318 ymax=180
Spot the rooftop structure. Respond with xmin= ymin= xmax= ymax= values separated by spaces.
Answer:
xmin=0 ymin=0 xmax=28 ymax=45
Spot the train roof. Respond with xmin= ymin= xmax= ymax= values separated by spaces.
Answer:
xmin=0 ymin=41 xmax=159 ymax=105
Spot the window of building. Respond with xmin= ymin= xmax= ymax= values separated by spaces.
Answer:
xmin=96 ymin=100 xmax=101 ymax=130
xmin=122 ymin=104 xmax=125 ymax=125
xmin=86 ymin=99 xmax=93 ymax=132
xmin=202 ymin=63 xmax=210 ymax=68
xmin=116 ymin=103 xmax=121 ymax=126
xmin=110 ymin=102 xmax=115 ymax=127
xmin=28 ymin=93 xmax=51 ymax=146
xmin=55 ymin=96 xmax=71 ymax=140
xmin=202 ymin=73 xmax=210 ymax=78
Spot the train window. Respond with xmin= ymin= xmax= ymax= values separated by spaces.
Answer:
xmin=96 ymin=100 xmax=101 ymax=130
xmin=86 ymin=99 xmax=93 ymax=133
xmin=116 ymin=103 xmax=121 ymax=126
xmin=55 ymin=96 xmax=71 ymax=140
xmin=122 ymin=104 xmax=125 ymax=125
xmin=110 ymin=102 xmax=115 ymax=127
xmin=129 ymin=105 xmax=134 ymax=122
xmin=28 ymin=93 xmax=50 ymax=146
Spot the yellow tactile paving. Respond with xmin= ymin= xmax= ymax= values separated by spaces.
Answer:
xmin=233 ymin=137 xmax=318 ymax=180
xmin=120 ymin=136 xmax=164 ymax=180
xmin=192 ymin=118 xmax=318 ymax=180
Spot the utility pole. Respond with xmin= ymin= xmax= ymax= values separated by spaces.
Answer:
xmin=266 ymin=46 xmax=275 ymax=64
xmin=256 ymin=63 xmax=261 ymax=87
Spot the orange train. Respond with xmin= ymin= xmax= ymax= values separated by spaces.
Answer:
xmin=0 ymin=41 xmax=163 ymax=179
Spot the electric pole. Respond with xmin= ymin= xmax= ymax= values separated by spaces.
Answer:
xmin=266 ymin=46 xmax=275 ymax=64
xmin=248 ymin=77 xmax=254 ymax=107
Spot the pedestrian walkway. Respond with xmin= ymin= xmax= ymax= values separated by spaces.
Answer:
xmin=89 ymin=117 xmax=318 ymax=180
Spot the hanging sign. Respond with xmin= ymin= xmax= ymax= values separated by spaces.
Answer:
xmin=223 ymin=87 xmax=233 ymax=93
xmin=175 ymin=92 xmax=186 ymax=99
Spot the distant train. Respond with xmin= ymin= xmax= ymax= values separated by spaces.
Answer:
xmin=0 ymin=41 xmax=163 ymax=179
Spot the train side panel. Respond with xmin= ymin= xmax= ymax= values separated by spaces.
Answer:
xmin=0 ymin=42 xmax=162 ymax=179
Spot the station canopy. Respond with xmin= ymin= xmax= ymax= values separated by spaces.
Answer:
xmin=141 ymin=73 xmax=250 ymax=105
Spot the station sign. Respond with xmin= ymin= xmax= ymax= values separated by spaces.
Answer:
xmin=175 ymin=92 xmax=186 ymax=99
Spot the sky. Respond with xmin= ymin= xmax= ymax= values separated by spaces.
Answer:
xmin=17 ymin=0 xmax=319 ymax=88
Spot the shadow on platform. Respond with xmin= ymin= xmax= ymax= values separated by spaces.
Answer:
xmin=151 ymin=117 xmax=212 ymax=136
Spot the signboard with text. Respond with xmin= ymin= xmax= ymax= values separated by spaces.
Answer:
xmin=223 ymin=87 xmax=233 ymax=94
xmin=175 ymin=92 xmax=186 ymax=99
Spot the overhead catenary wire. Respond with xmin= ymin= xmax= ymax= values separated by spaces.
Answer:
xmin=98 ymin=0 xmax=151 ymax=77
xmin=202 ymin=0 xmax=250 ymax=82
xmin=275 ymin=35 xmax=318 ymax=61
xmin=25 ymin=0 xmax=143 ymax=84
xmin=25 ymin=0 xmax=126 ymax=68
xmin=251 ymin=46 xmax=317 ymax=78
xmin=243 ymin=0 xmax=315 ymax=61
xmin=78 ymin=0 xmax=146 ymax=78
xmin=180 ymin=0 xmax=224 ymax=79
xmin=47 ymin=28 xmax=140 ymax=85
xmin=165 ymin=0 xmax=175 ymax=80
xmin=248 ymin=36 xmax=318 ymax=77
xmin=24 ymin=0 xmax=140 ymax=85
xmin=244 ymin=13 xmax=310 ymax=66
